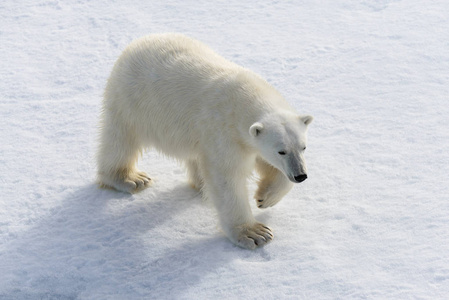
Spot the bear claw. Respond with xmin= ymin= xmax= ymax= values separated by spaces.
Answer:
xmin=234 ymin=223 xmax=273 ymax=249
xmin=100 ymin=170 xmax=152 ymax=193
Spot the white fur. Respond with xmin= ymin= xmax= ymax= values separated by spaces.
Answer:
xmin=97 ymin=33 xmax=313 ymax=249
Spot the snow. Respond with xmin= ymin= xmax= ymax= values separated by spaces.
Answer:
xmin=1 ymin=0 xmax=448 ymax=299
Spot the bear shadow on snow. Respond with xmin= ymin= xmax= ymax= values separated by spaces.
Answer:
xmin=2 ymin=182 xmax=254 ymax=298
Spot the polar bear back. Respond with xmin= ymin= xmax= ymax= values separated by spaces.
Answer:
xmin=103 ymin=33 xmax=292 ymax=159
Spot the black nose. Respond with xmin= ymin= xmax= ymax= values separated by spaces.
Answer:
xmin=294 ymin=174 xmax=307 ymax=183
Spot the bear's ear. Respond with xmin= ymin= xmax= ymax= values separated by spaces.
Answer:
xmin=299 ymin=115 xmax=314 ymax=126
xmin=249 ymin=122 xmax=264 ymax=137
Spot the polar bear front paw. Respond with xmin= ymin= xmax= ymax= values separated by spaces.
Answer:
xmin=233 ymin=223 xmax=273 ymax=250
xmin=254 ymin=176 xmax=293 ymax=209
xmin=254 ymin=186 xmax=283 ymax=209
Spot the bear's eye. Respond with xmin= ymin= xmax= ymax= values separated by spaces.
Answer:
xmin=303 ymin=147 xmax=306 ymax=151
xmin=278 ymin=151 xmax=286 ymax=155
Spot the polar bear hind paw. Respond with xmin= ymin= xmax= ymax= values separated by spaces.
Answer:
xmin=99 ymin=170 xmax=152 ymax=193
xmin=235 ymin=223 xmax=273 ymax=250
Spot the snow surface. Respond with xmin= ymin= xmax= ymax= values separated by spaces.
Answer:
xmin=1 ymin=0 xmax=449 ymax=299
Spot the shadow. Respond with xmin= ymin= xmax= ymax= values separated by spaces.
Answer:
xmin=0 ymin=183 xmax=194 ymax=299
xmin=0 ymin=182 xmax=273 ymax=299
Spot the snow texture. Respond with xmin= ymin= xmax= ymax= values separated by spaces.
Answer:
xmin=1 ymin=0 xmax=448 ymax=299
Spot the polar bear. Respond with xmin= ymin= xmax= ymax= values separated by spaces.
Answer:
xmin=97 ymin=33 xmax=313 ymax=249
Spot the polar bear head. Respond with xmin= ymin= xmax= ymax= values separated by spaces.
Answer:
xmin=249 ymin=112 xmax=313 ymax=183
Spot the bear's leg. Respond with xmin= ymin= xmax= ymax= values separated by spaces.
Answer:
xmin=97 ymin=117 xmax=151 ymax=193
xmin=254 ymin=157 xmax=293 ymax=208
xmin=200 ymin=155 xmax=273 ymax=249
xmin=186 ymin=159 xmax=203 ymax=191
